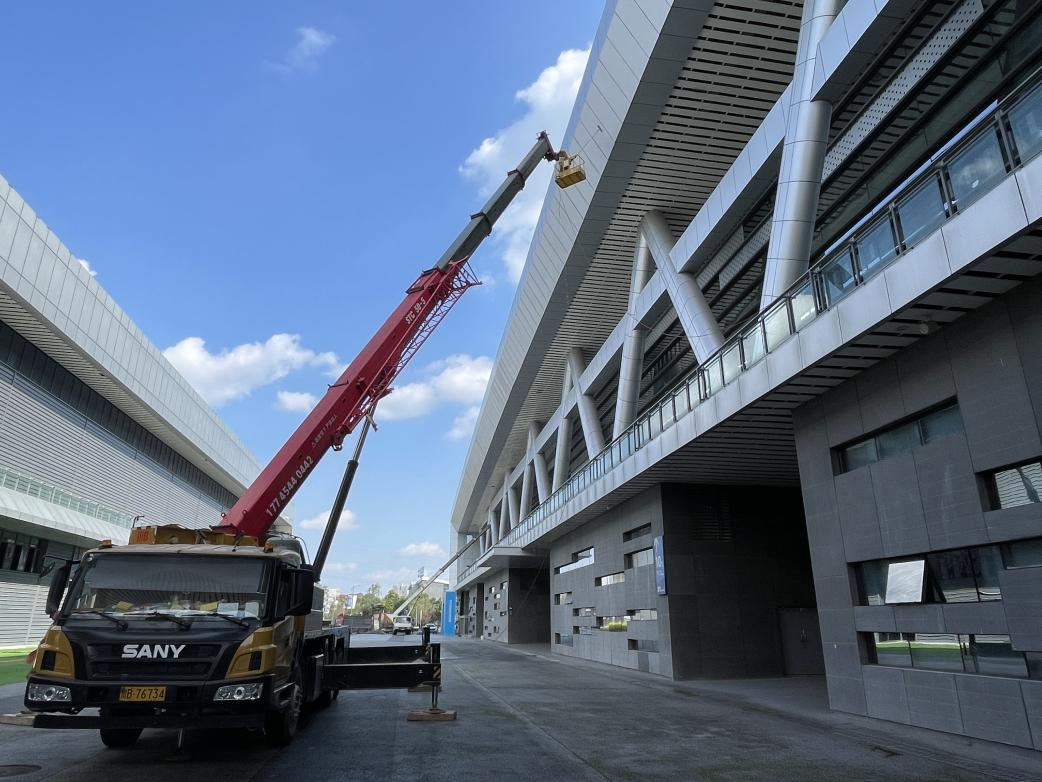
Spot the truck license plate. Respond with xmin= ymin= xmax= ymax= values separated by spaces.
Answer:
xmin=118 ymin=686 xmax=166 ymax=702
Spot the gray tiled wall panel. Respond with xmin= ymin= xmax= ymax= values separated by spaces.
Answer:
xmin=913 ymin=435 xmax=988 ymax=550
xmin=956 ymin=675 xmax=1033 ymax=748
xmin=997 ymin=568 xmax=1042 ymax=651
xmin=863 ymin=664 xmax=911 ymax=723
xmin=902 ymin=669 xmax=964 ymax=734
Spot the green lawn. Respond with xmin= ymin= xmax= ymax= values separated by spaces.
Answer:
xmin=0 ymin=647 xmax=33 ymax=686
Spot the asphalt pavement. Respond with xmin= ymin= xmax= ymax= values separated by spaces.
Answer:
xmin=1 ymin=634 xmax=1041 ymax=781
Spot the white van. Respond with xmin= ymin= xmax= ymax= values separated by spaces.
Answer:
xmin=392 ymin=615 xmax=414 ymax=635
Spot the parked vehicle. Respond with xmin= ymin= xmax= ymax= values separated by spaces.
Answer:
xmin=392 ymin=616 xmax=415 ymax=636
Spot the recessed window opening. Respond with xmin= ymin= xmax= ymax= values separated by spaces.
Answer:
xmin=595 ymin=572 xmax=625 ymax=587
xmin=554 ymin=547 xmax=595 ymax=575
xmin=987 ymin=460 xmax=1042 ymax=509
xmin=867 ymin=632 xmax=1034 ymax=679
xmin=836 ymin=402 xmax=962 ymax=474
xmin=857 ymin=544 xmax=1006 ymax=605
xmin=623 ymin=523 xmax=652 ymax=542
xmin=625 ymin=547 xmax=654 ymax=569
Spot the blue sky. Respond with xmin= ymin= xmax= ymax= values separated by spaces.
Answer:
xmin=0 ymin=2 xmax=603 ymax=592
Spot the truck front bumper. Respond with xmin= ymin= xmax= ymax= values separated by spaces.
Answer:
xmin=16 ymin=673 xmax=281 ymax=730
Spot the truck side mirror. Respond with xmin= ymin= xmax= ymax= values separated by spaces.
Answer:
xmin=45 ymin=563 xmax=72 ymax=616
xmin=286 ymin=567 xmax=315 ymax=617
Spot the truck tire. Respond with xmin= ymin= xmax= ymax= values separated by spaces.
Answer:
xmin=264 ymin=677 xmax=303 ymax=747
xmin=99 ymin=728 xmax=142 ymax=748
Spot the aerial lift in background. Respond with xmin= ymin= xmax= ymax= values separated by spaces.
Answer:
xmin=4 ymin=134 xmax=584 ymax=747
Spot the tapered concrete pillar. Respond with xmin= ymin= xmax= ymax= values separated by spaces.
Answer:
xmin=518 ymin=463 xmax=533 ymax=520
xmin=496 ymin=497 xmax=507 ymax=542
xmin=568 ymin=347 xmax=606 ymax=458
xmin=552 ymin=413 xmax=573 ymax=491
xmin=533 ymin=450 xmax=550 ymax=502
xmin=760 ymin=0 xmax=843 ymax=309
xmin=642 ymin=211 xmax=724 ymax=361
xmin=613 ymin=233 xmax=657 ymax=436
xmin=507 ymin=483 xmax=520 ymax=529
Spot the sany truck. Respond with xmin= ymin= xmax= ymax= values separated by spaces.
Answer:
xmin=8 ymin=133 xmax=584 ymax=747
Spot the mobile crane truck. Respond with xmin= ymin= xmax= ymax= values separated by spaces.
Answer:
xmin=3 ymin=134 xmax=584 ymax=748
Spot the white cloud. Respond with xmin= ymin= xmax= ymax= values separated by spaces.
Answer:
xmin=76 ymin=258 xmax=97 ymax=277
xmin=269 ymin=26 xmax=336 ymax=74
xmin=299 ymin=508 xmax=357 ymax=531
xmin=399 ymin=541 xmax=446 ymax=558
xmin=446 ymin=405 xmax=480 ymax=441
xmin=163 ymin=333 xmax=338 ymax=406
xmin=377 ymin=354 xmax=492 ymax=422
xmin=461 ymin=47 xmax=590 ymax=283
xmin=323 ymin=561 xmax=357 ymax=574
xmin=277 ymin=390 xmax=318 ymax=412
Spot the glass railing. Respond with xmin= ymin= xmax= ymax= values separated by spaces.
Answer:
xmin=500 ymin=71 xmax=1042 ymax=550
xmin=0 ymin=464 xmax=135 ymax=528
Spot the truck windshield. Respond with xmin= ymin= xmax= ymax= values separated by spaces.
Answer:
xmin=65 ymin=554 xmax=270 ymax=620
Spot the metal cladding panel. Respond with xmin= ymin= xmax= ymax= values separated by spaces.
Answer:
xmin=0 ymin=375 xmax=82 ymax=488
xmin=0 ymin=180 xmax=260 ymax=497
xmin=453 ymin=0 xmax=804 ymax=534
xmin=0 ymin=571 xmax=52 ymax=647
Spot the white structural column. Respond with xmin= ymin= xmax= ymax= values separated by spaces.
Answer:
xmin=568 ymin=347 xmax=606 ymax=458
xmin=518 ymin=463 xmax=534 ymax=521
xmin=552 ymin=413 xmax=573 ymax=491
xmin=760 ymin=0 xmax=843 ymax=309
xmin=526 ymin=420 xmax=550 ymax=503
xmin=613 ymin=232 xmax=656 ymax=436
xmin=496 ymin=490 xmax=508 ymax=541
xmin=507 ymin=483 xmax=520 ymax=529
xmin=642 ymin=211 xmax=724 ymax=361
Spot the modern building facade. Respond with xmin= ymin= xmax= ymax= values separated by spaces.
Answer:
xmin=0 ymin=172 xmax=283 ymax=646
xmin=450 ymin=0 xmax=1042 ymax=750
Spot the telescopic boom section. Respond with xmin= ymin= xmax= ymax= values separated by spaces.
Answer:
xmin=216 ymin=132 xmax=563 ymax=539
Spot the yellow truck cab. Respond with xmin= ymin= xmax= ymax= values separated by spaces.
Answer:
xmin=23 ymin=526 xmax=343 ymax=747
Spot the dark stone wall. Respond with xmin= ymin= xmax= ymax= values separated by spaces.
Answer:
xmin=793 ymin=273 xmax=1042 ymax=748
xmin=661 ymin=484 xmax=818 ymax=679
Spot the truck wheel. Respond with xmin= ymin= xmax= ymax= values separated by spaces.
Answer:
xmin=99 ymin=728 xmax=142 ymax=748
xmin=264 ymin=677 xmax=303 ymax=747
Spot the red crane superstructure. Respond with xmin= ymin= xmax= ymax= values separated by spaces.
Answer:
xmin=215 ymin=132 xmax=584 ymax=544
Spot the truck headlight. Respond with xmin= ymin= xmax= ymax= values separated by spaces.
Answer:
xmin=27 ymin=683 xmax=72 ymax=703
xmin=214 ymin=683 xmax=263 ymax=701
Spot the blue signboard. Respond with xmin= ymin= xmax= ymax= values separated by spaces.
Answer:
xmin=442 ymin=590 xmax=457 ymax=636
xmin=653 ymin=536 xmax=667 ymax=596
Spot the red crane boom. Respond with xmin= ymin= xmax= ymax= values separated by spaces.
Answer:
xmin=216 ymin=132 xmax=583 ymax=539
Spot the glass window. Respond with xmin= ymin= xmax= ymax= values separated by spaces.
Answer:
xmin=821 ymin=249 xmax=857 ymax=306
xmin=967 ymin=635 xmax=1029 ymax=678
xmin=910 ymin=634 xmax=965 ymax=672
xmin=919 ymin=405 xmax=963 ymax=443
xmin=884 ymin=559 xmax=925 ymax=604
xmin=627 ymin=608 xmax=658 ymax=621
xmin=859 ymin=560 xmax=887 ymax=606
xmin=927 ymin=550 xmax=978 ymax=603
xmin=841 ymin=438 xmax=878 ymax=472
xmin=896 ymin=176 xmax=947 ymax=247
xmin=625 ymin=548 xmax=654 ymax=569
xmin=873 ymin=632 xmax=912 ymax=667
xmin=1008 ymin=85 xmax=1042 ymax=164
xmin=855 ymin=217 xmax=898 ymax=280
xmin=623 ymin=523 xmax=652 ymax=542
xmin=628 ymin=638 xmax=659 ymax=653
xmin=554 ymin=592 xmax=572 ymax=605
xmin=763 ymin=301 xmax=791 ymax=350
xmin=990 ymin=461 xmax=1042 ymax=509
xmin=791 ymin=280 xmax=817 ymax=330
xmin=722 ymin=344 xmax=741 ymax=384
xmin=947 ymin=128 xmax=1007 ymax=211
xmin=554 ymin=547 xmax=595 ymax=575
xmin=742 ymin=323 xmax=765 ymax=367
xmin=595 ymin=572 xmax=625 ymax=587
xmin=972 ymin=546 xmax=1003 ymax=602
xmin=1002 ymin=538 xmax=1042 ymax=569
xmin=596 ymin=615 xmax=629 ymax=631
xmin=877 ymin=421 xmax=920 ymax=460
